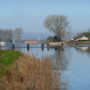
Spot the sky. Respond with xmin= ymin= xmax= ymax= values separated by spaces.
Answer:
xmin=0 ymin=0 xmax=90 ymax=39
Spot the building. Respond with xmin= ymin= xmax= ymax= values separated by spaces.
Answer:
xmin=75 ymin=36 xmax=89 ymax=41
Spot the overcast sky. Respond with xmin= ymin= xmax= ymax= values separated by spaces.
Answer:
xmin=0 ymin=0 xmax=90 ymax=39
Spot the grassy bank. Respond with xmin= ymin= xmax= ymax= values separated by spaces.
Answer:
xmin=0 ymin=50 xmax=23 ymax=74
xmin=0 ymin=51 xmax=59 ymax=90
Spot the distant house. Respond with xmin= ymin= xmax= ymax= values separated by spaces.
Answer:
xmin=75 ymin=36 xmax=89 ymax=41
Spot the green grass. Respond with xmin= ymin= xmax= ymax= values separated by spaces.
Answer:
xmin=0 ymin=50 xmax=23 ymax=74
xmin=0 ymin=69 xmax=7 ymax=75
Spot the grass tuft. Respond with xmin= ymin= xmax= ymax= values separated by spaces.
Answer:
xmin=0 ymin=50 xmax=23 ymax=75
xmin=0 ymin=50 xmax=23 ymax=66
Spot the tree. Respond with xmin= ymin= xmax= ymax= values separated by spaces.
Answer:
xmin=0 ymin=29 xmax=13 ymax=42
xmin=44 ymin=15 xmax=70 ymax=41
xmin=14 ymin=28 xmax=23 ymax=41
xmin=47 ymin=36 xmax=53 ymax=42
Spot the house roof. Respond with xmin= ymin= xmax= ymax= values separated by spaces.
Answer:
xmin=76 ymin=36 xmax=88 ymax=41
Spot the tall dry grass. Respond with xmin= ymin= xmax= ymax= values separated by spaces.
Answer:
xmin=0 ymin=55 xmax=60 ymax=90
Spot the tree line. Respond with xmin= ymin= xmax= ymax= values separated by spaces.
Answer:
xmin=0 ymin=28 xmax=23 ymax=42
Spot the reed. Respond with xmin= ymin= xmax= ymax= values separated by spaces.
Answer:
xmin=0 ymin=55 xmax=60 ymax=90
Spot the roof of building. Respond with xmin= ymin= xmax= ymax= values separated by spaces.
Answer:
xmin=76 ymin=36 xmax=89 ymax=41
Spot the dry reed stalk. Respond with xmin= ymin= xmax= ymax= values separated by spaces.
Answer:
xmin=0 ymin=55 xmax=60 ymax=90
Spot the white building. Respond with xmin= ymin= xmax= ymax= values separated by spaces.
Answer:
xmin=76 ymin=36 xmax=89 ymax=41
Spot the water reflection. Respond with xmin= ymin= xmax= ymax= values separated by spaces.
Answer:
xmin=76 ymin=47 xmax=88 ymax=51
xmin=27 ymin=47 xmax=30 ymax=51
xmin=48 ymin=46 xmax=70 ymax=70
xmin=51 ymin=47 xmax=69 ymax=90
xmin=75 ymin=46 xmax=90 ymax=55
xmin=47 ymin=47 xmax=50 ymax=51
xmin=41 ymin=47 xmax=44 ymax=51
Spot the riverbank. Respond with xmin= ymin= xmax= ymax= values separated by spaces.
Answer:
xmin=0 ymin=50 xmax=23 ymax=74
xmin=0 ymin=50 xmax=59 ymax=90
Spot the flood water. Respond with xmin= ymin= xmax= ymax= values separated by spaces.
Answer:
xmin=1 ymin=43 xmax=90 ymax=90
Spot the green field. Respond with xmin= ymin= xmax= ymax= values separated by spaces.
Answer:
xmin=0 ymin=50 xmax=23 ymax=74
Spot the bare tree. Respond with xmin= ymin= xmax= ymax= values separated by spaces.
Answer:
xmin=0 ymin=29 xmax=13 ymax=42
xmin=44 ymin=15 xmax=70 ymax=41
xmin=5 ymin=29 xmax=13 ymax=42
xmin=14 ymin=28 xmax=23 ymax=42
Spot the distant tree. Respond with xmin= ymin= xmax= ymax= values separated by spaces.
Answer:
xmin=44 ymin=15 xmax=70 ymax=41
xmin=47 ymin=36 xmax=60 ymax=42
xmin=47 ymin=36 xmax=53 ymax=42
xmin=0 ymin=29 xmax=13 ymax=42
xmin=14 ymin=28 xmax=23 ymax=41
xmin=5 ymin=29 xmax=13 ymax=42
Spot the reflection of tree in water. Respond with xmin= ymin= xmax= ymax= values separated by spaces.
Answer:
xmin=50 ymin=47 xmax=70 ymax=70
xmin=49 ymin=47 xmax=70 ymax=90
